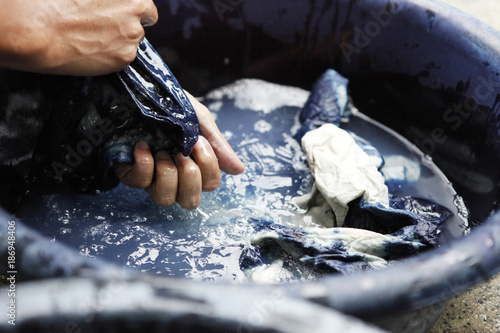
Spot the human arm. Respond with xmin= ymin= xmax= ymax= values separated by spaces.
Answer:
xmin=0 ymin=0 xmax=158 ymax=76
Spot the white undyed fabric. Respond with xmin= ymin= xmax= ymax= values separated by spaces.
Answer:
xmin=293 ymin=124 xmax=389 ymax=227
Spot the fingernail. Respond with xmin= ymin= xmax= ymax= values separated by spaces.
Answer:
xmin=197 ymin=137 xmax=212 ymax=155
xmin=137 ymin=141 xmax=149 ymax=151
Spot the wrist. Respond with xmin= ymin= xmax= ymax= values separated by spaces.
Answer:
xmin=0 ymin=2 xmax=54 ymax=73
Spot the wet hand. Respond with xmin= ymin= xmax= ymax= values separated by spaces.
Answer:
xmin=115 ymin=94 xmax=245 ymax=209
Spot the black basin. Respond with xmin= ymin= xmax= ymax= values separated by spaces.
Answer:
xmin=2 ymin=0 xmax=500 ymax=332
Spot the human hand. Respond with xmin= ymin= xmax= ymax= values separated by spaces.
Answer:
xmin=0 ymin=0 xmax=158 ymax=76
xmin=114 ymin=93 xmax=245 ymax=209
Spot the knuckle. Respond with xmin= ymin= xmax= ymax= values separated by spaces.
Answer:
xmin=118 ymin=44 xmax=139 ymax=65
xmin=131 ymin=0 xmax=145 ymax=12
xmin=136 ymin=153 xmax=154 ymax=166
xmin=158 ymin=167 xmax=177 ymax=178
xmin=145 ymin=9 xmax=159 ymax=26
xmin=125 ymin=25 xmax=144 ymax=41
xmin=151 ymin=12 xmax=159 ymax=25
xmin=156 ymin=158 xmax=178 ymax=178
xmin=183 ymin=164 xmax=201 ymax=178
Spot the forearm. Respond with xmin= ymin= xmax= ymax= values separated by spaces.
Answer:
xmin=0 ymin=0 xmax=51 ymax=72
xmin=0 ymin=0 xmax=158 ymax=76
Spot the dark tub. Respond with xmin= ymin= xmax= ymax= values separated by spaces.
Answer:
xmin=2 ymin=0 xmax=500 ymax=332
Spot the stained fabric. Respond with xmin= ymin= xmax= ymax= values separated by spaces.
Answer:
xmin=30 ymin=38 xmax=200 ymax=193
xmin=239 ymin=70 xmax=453 ymax=280
xmin=242 ymin=218 xmax=428 ymax=277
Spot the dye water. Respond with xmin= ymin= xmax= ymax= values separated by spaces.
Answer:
xmin=18 ymin=79 xmax=468 ymax=283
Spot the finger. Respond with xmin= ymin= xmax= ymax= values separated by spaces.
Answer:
xmin=115 ymin=141 xmax=154 ymax=189
xmin=191 ymin=136 xmax=221 ymax=192
xmin=175 ymin=153 xmax=202 ymax=209
xmin=140 ymin=0 xmax=159 ymax=27
xmin=145 ymin=151 xmax=178 ymax=207
xmin=185 ymin=91 xmax=245 ymax=175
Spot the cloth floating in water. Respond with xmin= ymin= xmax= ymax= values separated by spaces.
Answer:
xmin=241 ymin=195 xmax=451 ymax=281
xmin=30 ymin=38 xmax=199 ymax=193
xmin=240 ymin=69 xmax=453 ymax=281
xmin=242 ymin=218 xmax=429 ymax=278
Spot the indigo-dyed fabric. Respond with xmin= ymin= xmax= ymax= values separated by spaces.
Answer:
xmin=294 ymin=69 xmax=384 ymax=170
xmin=116 ymin=38 xmax=199 ymax=156
xmin=239 ymin=219 xmax=423 ymax=278
xmin=238 ymin=69 xmax=453 ymax=279
xmin=294 ymin=69 xmax=349 ymax=141
xmin=346 ymin=196 xmax=452 ymax=247
xmin=240 ymin=195 xmax=451 ymax=278
xmin=30 ymin=38 xmax=199 ymax=193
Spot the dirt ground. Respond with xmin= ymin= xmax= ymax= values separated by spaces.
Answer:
xmin=428 ymin=1 xmax=500 ymax=332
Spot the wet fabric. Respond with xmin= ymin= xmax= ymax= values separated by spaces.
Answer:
xmin=294 ymin=69 xmax=349 ymax=141
xmin=241 ymin=219 xmax=427 ymax=278
xmin=294 ymin=69 xmax=384 ymax=171
xmin=30 ymin=38 xmax=199 ymax=193
xmin=295 ymin=123 xmax=389 ymax=226
xmin=241 ymin=195 xmax=451 ymax=279
xmin=239 ymin=69 xmax=453 ymax=279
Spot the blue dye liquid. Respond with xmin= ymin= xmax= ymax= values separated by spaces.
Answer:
xmin=18 ymin=80 xmax=468 ymax=282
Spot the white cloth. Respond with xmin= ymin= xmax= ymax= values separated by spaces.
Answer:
xmin=294 ymin=124 xmax=389 ymax=227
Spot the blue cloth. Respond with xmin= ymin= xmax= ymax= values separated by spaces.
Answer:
xmin=294 ymin=69 xmax=349 ymax=141
xmin=240 ymin=217 xmax=430 ymax=276
xmin=29 ymin=38 xmax=200 ymax=193
xmin=239 ymin=195 xmax=451 ymax=277
xmin=238 ymin=69 xmax=453 ymax=277
xmin=295 ymin=69 xmax=384 ymax=170
xmin=116 ymin=38 xmax=199 ymax=156
xmin=346 ymin=196 xmax=452 ymax=247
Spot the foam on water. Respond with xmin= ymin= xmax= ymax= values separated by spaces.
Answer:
xmin=18 ymin=79 xmax=468 ymax=283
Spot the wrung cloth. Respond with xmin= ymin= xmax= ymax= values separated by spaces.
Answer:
xmin=29 ymin=38 xmax=200 ymax=193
